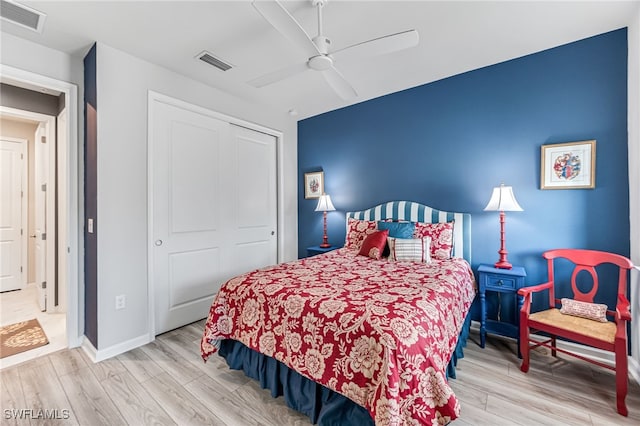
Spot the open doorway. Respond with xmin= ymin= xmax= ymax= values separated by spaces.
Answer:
xmin=0 ymin=67 xmax=79 ymax=369
xmin=0 ymin=94 xmax=63 ymax=367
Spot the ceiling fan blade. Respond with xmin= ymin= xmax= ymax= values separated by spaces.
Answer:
xmin=331 ymin=29 xmax=419 ymax=62
xmin=321 ymin=66 xmax=357 ymax=100
xmin=248 ymin=62 xmax=309 ymax=88
xmin=252 ymin=0 xmax=320 ymax=59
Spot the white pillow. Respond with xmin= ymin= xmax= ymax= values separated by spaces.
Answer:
xmin=560 ymin=298 xmax=608 ymax=322
xmin=387 ymin=237 xmax=431 ymax=263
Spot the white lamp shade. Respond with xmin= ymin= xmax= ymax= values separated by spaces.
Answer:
xmin=484 ymin=184 xmax=523 ymax=212
xmin=315 ymin=194 xmax=335 ymax=212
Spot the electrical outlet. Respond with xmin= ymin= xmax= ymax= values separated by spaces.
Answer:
xmin=115 ymin=294 xmax=126 ymax=310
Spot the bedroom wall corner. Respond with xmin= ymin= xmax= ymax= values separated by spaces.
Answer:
xmin=83 ymin=44 xmax=98 ymax=349
xmin=627 ymin=3 xmax=640 ymax=385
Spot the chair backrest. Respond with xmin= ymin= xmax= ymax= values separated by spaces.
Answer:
xmin=543 ymin=249 xmax=634 ymax=312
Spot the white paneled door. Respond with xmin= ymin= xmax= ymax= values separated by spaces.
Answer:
xmin=151 ymin=97 xmax=277 ymax=334
xmin=227 ymin=125 xmax=278 ymax=278
xmin=0 ymin=139 xmax=26 ymax=292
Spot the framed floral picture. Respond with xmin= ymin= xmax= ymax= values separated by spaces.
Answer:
xmin=304 ymin=171 xmax=324 ymax=199
xmin=541 ymin=140 xmax=596 ymax=189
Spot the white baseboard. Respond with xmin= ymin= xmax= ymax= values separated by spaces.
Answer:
xmin=81 ymin=333 xmax=152 ymax=363
xmin=470 ymin=320 xmax=638 ymax=384
xmin=630 ymin=356 xmax=640 ymax=385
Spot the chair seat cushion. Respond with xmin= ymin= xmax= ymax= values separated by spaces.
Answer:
xmin=529 ymin=308 xmax=617 ymax=344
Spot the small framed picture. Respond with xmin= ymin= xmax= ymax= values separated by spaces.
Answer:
xmin=304 ymin=171 xmax=324 ymax=199
xmin=541 ymin=140 xmax=596 ymax=190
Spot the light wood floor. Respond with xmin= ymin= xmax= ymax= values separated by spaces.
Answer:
xmin=1 ymin=319 xmax=638 ymax=425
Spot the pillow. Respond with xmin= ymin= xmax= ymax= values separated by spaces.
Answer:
xmin=560 ymin=298 xmax=608 ymax=322
xmin=358 ymin=230 xmax=389 ymax=260
xmin=345 ymin=218 xmax=377 ymax=251
xmin=413 ymin=221 xmax=455 ymax=260
xmin=387 ymin=237 xmax=431 ymax=263
xmin=377 ymin=221 xmax=415 ymax=239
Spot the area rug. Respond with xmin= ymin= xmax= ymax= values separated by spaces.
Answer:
xmin=0 ymin=319 xmax=49 ymax=359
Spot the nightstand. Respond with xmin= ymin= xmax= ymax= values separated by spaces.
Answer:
xmin=306 ymin=245 xmax=338 ymax=257
xmin=477 ymin=264 xmax=527 ymax=356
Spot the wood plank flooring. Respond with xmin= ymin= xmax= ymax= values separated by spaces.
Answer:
xmin=1 ymin=320 xmax=638 ymax=425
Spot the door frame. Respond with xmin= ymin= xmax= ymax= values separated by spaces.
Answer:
xmin=146 ymin=91 xmax=285 ymax=339
xmin=0 ymin=136 xmax=28 ymax=291
xmin=0 ymin=64 xmax=81 ymax=348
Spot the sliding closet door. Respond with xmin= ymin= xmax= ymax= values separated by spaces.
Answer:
xmin=151 ymin=98 xmax=277 ymax=334
xmin=228 ymin=124 xmax=277 ymax=277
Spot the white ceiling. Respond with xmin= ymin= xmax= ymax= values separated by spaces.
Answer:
xmin=2 ymin=0 xmax=638 ymax=119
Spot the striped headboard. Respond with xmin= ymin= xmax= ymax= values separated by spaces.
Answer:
xmin=346 ymin=201 xmax=472 ymax=263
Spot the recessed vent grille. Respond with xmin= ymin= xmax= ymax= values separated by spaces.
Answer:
xmin=0 ymin=0 xmax=46 ymax=33
xmin=196 ymin=51 xmax=233 ymax=71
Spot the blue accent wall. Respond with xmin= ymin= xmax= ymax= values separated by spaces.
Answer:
xmin=84 ymin=43 xmax=98 ymax=347
xmin=298 ymin=29 xmax=629 ymax=308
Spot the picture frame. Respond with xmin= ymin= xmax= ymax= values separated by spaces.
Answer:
xmin=304 ymin=171 xmax=324 ymax=199
xmin=541 ymin=140 xmax=596 ymax=190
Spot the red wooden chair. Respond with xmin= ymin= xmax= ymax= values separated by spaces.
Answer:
xmin=518 ymin=249 xmax=634 ymax=416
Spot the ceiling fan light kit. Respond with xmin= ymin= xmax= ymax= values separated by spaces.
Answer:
xmin=250 ymin=0 xmax=419 ymax=100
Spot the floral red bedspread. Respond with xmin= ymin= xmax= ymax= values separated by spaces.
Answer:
xmin=201 ymin=248 xmax=476 ymax=425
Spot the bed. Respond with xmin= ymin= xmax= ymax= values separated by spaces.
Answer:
xmin=201 ymin=201 xmax=475 ymax=425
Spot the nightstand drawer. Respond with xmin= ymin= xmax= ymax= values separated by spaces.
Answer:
xmin=486 ymin=275 xmax=516 ymax=290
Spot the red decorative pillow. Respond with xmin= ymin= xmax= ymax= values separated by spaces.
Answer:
xmin=345 ymin=218 xmax=377 ymax=251
xmin=358 ymin=230 xmax=389 ymax=260
xmin=413 ymin=221 xmax=455 ymax=259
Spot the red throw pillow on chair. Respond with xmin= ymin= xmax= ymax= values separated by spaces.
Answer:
xmin=358 ymin=230 xmax=389 ymax=260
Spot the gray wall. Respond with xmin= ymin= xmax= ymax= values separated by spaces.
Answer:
xmin=1 ymin=83 xmax=62 ymax=115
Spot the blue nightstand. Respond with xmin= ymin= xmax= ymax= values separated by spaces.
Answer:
xmin=478 ymin=264 xmax=527 ymax=356
xmin=306 ymin=245 xmax=338 ymax=257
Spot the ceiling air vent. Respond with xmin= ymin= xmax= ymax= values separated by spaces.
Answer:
xmin=196 ymin=51 xmax=233 ymax=72
xmin=0 ymin=0 xmax=46 ymax=33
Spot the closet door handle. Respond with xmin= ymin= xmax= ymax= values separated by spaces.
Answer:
xmin=155 ymin=239 xmax=163 ymax=246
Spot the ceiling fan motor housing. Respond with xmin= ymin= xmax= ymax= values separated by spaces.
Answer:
xmin=308 ymin=54 xmax=333 ymax=71
xmin=312 ymin=35 xmax=331 ymax=54
xmin=309 ymin=35 xmax=332 ymax=70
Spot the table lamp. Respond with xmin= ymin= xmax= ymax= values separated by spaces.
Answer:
xmin=484 ymin=184 xmax=523 ymax=269
xmin=315 ymin=194 xmax=335 ymax=248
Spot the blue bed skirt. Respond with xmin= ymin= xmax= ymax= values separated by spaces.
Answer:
xmin=217 ymin=313 xmax=471 ymax=425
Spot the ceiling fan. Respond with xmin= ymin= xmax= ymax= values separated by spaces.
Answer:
xmin=249 ymin=0 xmax=419 ymax=100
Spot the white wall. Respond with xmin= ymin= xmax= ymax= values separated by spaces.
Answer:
xmin=0 ymin=33 xmax=82 ymax=85
xmin=628 ymin=4 xmax=640 ymax=383
xmin=94 ymin=42 xmax=298 ymax=351
xmin=0 ymin=33 xmax=84 ymax=347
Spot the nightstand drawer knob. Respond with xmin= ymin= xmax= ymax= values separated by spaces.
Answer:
xmin=497 ymin=280 xmax=503 ymax=286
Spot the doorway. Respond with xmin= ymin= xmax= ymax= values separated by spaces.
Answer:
xmin=0 ymin=65 xmax=79 ymax=369
xmin=0 ymin=108 xmax=63 ymax=368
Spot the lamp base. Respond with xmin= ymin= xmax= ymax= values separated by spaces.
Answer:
xmin=319 ymin=243 xmax=331 ymax=248
xmin=494 ymin=260 xmax=513 ymax=269
xmin=494 ymin=211 xmax=513 ymax=269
